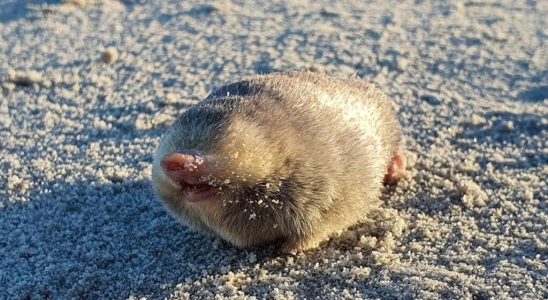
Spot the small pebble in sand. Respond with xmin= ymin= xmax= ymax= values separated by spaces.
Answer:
xmin=350 ymin=266 xmax=371 ymax=278
xmin=502 ymin=120 xmax=514 ymax=132
xmin=470 ymin=114 xmax=487 ymax=126
xmin=457 ymin=179 xmax=488 ymax=208
xmin=0 ymin=114 xmax=11 ymax=128
xmin=396 ymin=56 xmax=409 ymax=71
xmin=358 ymin=235 xmax=378 ymax=249
xmin=101 ymin=47 xmax=119 ymax=64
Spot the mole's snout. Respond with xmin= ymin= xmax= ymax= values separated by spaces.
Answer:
xmin=160 ymin=151 xmax=219 ymax=202
xmin=160 ymin=151 xmax=209 ymax=185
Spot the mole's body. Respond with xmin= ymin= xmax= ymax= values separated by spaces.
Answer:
xmin=152 ymin=72 xmax=406 ymax=252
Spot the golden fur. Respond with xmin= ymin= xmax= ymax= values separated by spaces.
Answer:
xmin=152 ymin=71 xmax=404 ymax=251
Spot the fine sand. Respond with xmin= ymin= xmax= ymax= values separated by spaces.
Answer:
xmin=0 ymin=0 xmax=546 ymax=299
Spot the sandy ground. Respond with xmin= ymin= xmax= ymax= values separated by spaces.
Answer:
xmin=0 ymin=0 xmax=547 ymax=299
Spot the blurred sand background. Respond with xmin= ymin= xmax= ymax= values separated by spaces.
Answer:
xmin=0 ymin=0 xmax=546 ymax=299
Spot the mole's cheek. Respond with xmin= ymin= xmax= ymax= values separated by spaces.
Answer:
xmin=161 ymin=151 xmax=212 ymax=185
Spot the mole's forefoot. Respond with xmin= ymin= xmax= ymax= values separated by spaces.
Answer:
xmin=384 ymin=153 xmax=406 ymax=184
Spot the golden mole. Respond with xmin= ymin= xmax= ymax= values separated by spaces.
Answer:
xmin=152 ymin=71 xmax=406 ymax=252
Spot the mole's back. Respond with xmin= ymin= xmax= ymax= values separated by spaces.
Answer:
xmin=209 ymin=71 xmax=404 ymax=164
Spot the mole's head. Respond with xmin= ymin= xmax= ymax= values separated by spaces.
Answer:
xmin=152 ymin=97 xmax=324 ymax=247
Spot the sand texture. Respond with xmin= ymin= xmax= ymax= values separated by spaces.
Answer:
xmin=0 ymin=0 xmax=546 ymax=299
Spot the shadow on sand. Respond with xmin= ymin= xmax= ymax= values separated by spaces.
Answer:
xmin=0 ymin=0 xmax=62 ymax=24
xmin=1 ymin=178 xmax=256 ymax=298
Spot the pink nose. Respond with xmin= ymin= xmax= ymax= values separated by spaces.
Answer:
xmin=160 ymin=151 xmax=209 ymax=185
